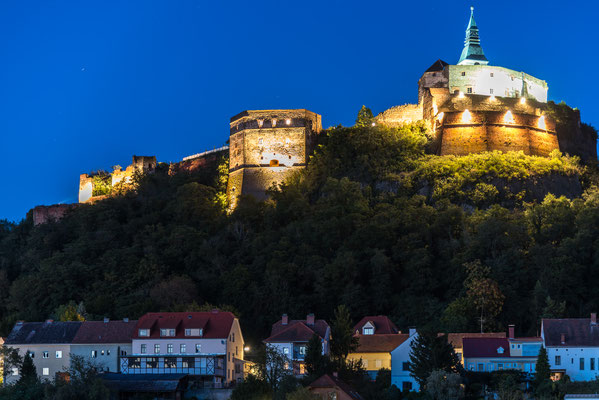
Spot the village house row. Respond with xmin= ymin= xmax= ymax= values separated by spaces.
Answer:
xmin=2 ymin=310 xmax=599 ymax=397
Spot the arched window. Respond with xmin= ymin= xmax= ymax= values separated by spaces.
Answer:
xmin=270 ymin=160 xmax=279 ymax=167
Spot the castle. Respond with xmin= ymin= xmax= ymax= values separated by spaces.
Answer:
xmin=32 ymin=7 xmax=596 ymax=224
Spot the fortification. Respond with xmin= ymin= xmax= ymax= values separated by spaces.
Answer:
xmin=227 ymin=109 xmax=322 ymax=209
xmin=376 ymin=7 xmax=596 ymax=161
xmin=79 ymin=155 xmax=156 ymax=203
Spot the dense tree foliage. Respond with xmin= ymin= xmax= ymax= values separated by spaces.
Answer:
xmin=0 ymin=120 xmax=597 ymax=355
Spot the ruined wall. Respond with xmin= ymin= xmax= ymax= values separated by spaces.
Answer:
xmin=31 ymin=204 xmax=77 ymax=226
xmin=375 ymin=104 xmax=423 ymax=128
xmin=170 ymin=148 xmax=227 ymax=174
xmin=227 ymin=109 xmax=322 ymax=209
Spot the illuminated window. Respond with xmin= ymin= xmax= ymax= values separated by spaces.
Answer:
xmin=283 ymin=347 xmax=290 ymax=354
xmin=270 ymin=159 xmax=279 ymax=167
xmin=376 ymin=360 xmax=382 ymax=368
xmin=141 ymin=344 xmax=147 ymax=354
xmin=154 ymin=344 xmax=160 ymax=354
xmin=272 ymin=119 xmax=277 ymax=127
xmin=180 ymin=344 xmax=186 ymax=353
xmin=165 ymin=358 xmax=176 ymax=368
xmin=182 ymin=357 xmax=194 ymax=368
xmin=147 ymin=357 xmax=158 ymax=368
xmin=42 ymin=368 xmax=49 ymax=376
xmin=12 ymin=368 xmax=18 ymax=376
xmin=139 ymin=329 xmax=149 ymax=337
xmin=257 ymin=119 xmax=264 ymax=128
xmin=363 ymin=327 xmax=374 ymax=335
xmin=91 ymin=350 xmax=97 ymax=358
xmin=167 ymin=344 xmax=173 ymax=354
xmin=196 ymin=344 xmax=201 ymax=353
xmin=160 ymin=329 xmax=175 ymax=337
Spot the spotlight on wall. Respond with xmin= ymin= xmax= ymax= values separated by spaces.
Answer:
xmin=461 ymin=109 xmax=472 ymax=123
xmin=490 ymin=95 xmax=496 ymax=101
xmin=371 ymin=122 xmax=376 ymax=126
xmin=458 ymin=91 xmax=465 ymax=99
xmin=504 ymin=110 xmax=515 ymax=124
xmin=285 ymin=119 xmax=291 ymax=125
xmin=437 ymin=112 xmax=444 ymax=121
xmin=257 ymin=119 xmax=264 ymax=128
xmin=538 ymin=115 xmax=546 ymax=130
xmin=520 ymin=97 xmax=526 ymax=104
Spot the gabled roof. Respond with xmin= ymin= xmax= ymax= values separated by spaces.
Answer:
xmin=445 ymin=332 xmax=506 ymax=349
xmin=462 ymin=337 xmax=510 ymax=358
xmin=5 ymin=321 xmax=82 ymax=345
xmin=353 ymin=316 xmax=399 ymax=335
xmin=355 ymin=334 xmax=409 ymax=353
xmin=543 ymin=318 xmax=599 ymax=347
xmin=265 ymin=318 xmax=329 ymax=343
xmin=309 ymin=374 xmax=364 ymax=400
xmin=425 ymin=59 xmax=449 ymax=73
xmin=132 ymin=311 xmax=235 ymax=340
xmin=72 ymin=320 xmax=138 ymax=344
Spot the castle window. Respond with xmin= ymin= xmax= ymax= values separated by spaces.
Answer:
xmin=461 ymin=71 xmax=466 ymax=76
xmin=270 ymin=160 xmax=279 ymax=167
xmin=258 ymin=138 xmax=263 ymax=145
xmin=272 ymin=119 xmax=277 ymax=127
xmin=467 ymin=87 xmax=473 ymax=94
xmin=490 ymin=88 xmax=494 ymax=94
xmin=257 ymin=119 xmax=264 ymax=128
xmin=490 ymin=72 xmax=494 ymax=77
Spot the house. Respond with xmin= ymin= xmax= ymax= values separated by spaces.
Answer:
xmin=390 ymin=328 xmax=420 ymax=391
xmin=347 ymin=316 xmax=408 ymax=379
xmin=463 ymin=325 xmax=542 ymax=374
xmin=121 ymin=310 xmax=244 ymax=388
xmin=445 ymin=332 xmax=506 ymax=365
xmin=3 ymin=320 xmax=82 ymax=384
xmin=541 ymin=313 xmax=599 ymax=381
xmin=264 ymin=313 xmax=330 ymax=376
xmin=308 ymin=374 xmax=364 ymax=400
xmin=70 ymin=318 xmax=137 ymax=373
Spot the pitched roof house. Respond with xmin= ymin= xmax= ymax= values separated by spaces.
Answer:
xmin=541 ymin=313 xmax=599 ymax=381
xmin=264 ymin=313 xmax=330 ymax=376
xmin=348 ymin=316 xmax=406 ymax=379
xmin=445 ymin=332 xmax=507 ymax=364
xmin=124 ymin=310 xmax=245 ymax=386
xmin=308 ymin=374 xmax=365 ymax=400
xmin=71 ymin=318 xmax=137 ymax=373
xmin=4 ymin=320 xmax=82 ymax=384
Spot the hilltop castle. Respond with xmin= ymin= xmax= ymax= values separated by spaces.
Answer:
xmin=32 ymin=7 xmax=595 ymax=224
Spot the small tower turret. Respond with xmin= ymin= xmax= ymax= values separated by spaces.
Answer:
xmin=458 ymin=6 xmax=489 ymax=66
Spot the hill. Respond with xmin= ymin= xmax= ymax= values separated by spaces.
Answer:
xmin=0 ymin=121 xmax=597 ymax=345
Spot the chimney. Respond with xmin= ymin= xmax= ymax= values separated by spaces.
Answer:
xmin=282 ymin=314 xmax=288 ymax=325
xmin=306 ymin=313 xmax=315 ymax=326
xmin=104 ymin=317 xmax=110 ymax=323
xmin=592 ymin=313 xmax=597 ymax=325
xmin=409 ymin=327 xmax=417 ymax=337
xmin=508 ymin=324 xmax=515 ymax=339
xmin=561 ymin=333 xmax=566 ymax=344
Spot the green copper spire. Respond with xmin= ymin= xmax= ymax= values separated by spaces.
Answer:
xmin=458 ymin=6 xmax=489 ymax=66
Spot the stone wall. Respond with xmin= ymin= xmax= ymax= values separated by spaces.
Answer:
xmin=375 ymin=104 xmax=423 ymax=127
xmin=170 ymin=149 xmax=227 ymax=174
xmin=31 ymin=204 xmax=77 ymax=226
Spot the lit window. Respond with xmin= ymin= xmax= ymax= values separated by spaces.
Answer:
xmin=43 ymin=351 xmax=49 ymax=359
xmin=299 ymin=346 xmax=306 ymax=355
xmin=283 ymin=347 xmax=290 ymax=354
xmin=141 ymin=344 xmax=147 ymax=354
xmin=196 ymin=344 xmax=201 ymax=353
xmin=376 ymin=360 xmax=382 ymax=368
xmin=101 ymin=350 xmax=105 ymax=356
xmin=139 ymin=329 xmax=149 ymax=337
xmin=363 ymin=327 xmax=374 ymax=335
xmin=167 ymin=344 xmax=173 ymax=354
xmin=160 ymin=329 xmax=175 ymax=337
xmin=165 ymin=358 xmax=177 ymax=368
xmin=257 ymin=119 xmax=264 ymax=128
xmin=56 ymin=351 xmax=62 ymax=359
xmin=42 ymin=368 xmax=49 ymax=376
xmin=12 ymin=368 xmax=18 ymax=376
xmin=154 ymin=344 xmax=160 ymax=354
xmin=91 ymin=350 xmax=97 ymax=358
xmin=272 ymin=119 xmax=277 ymax=127
xmin=180 ymin=344 xmax=186 ymax=353
xmin=185 ymin=329 xmax=191 ymax=336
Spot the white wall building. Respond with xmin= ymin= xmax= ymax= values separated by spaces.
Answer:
xmin=542 ymin=314 xmax=599 ymax=381
xmin=390 ymin=328 xmax=419 ymax=391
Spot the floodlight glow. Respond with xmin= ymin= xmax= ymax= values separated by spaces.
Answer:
xmin=504 ymin=110 xmax=515 ymax=124
xmin=538 ymin=115 xmax=546 ymax=130
xmin=462 ymin=109 xmax=472 ymax=123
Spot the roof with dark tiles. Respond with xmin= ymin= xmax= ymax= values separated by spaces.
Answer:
xmin=543 ymin=318 xmax=599 ymax=347
xmin=5 ymin=321 xmax=82 ymax=345
xmin=72 ymin=320 xmax=137 ymax=344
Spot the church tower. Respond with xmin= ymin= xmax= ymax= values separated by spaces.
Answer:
xmin=458 ymin=6 xmax=489 ymax=65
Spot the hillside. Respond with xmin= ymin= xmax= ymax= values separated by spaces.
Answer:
xmin=0 ymin=121 xmax=598 ymax=345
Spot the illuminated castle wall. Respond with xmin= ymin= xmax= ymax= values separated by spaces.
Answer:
xmin=227 ymin=109 xmax=322 ymax=209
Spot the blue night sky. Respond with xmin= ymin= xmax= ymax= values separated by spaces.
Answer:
xmin=1 ymin=0 xmax=597 ymax=221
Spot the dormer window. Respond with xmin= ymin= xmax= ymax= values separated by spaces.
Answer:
xmin=497 ymin=347 xmax=504 ymax=354
xmin=185 ymin=328 xmax=203 ymax=337
xmin=160 ymin=329 xmax=175 ymax=337
xmin=363 ymin=327 xmax=374 ymax=335
xmin=139 ymin=329 xmax=150 ymax=337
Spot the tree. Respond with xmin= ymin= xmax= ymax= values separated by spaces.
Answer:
xmin=304 ymin=333 xmax=326 ymax=377
xmin=408 ymin=331 xmax=461 ymax=388
xmin=230 ymin=375 xmax=271 ymax=400
xmin=355 ymin=106 xmax=374 ymax=127
xmin=0 ymin=346 xmax=22 ymax=384
xmin=19 ymin=352 xmax=38 ymax=385
xmin=330 ymin=305 xmax=359 ymax=363
xmin=260 ymin=345 xmax=292 ymax=394
xmin=464 ymin=260 xmax=505 ymax=333
xmin=286 ymin=386 xmax=314 ymax=400
xmin=55 ymin=301 xmax=86 ymax=322
xmin=535 ymin=346 xmax=551 ymax=389
xmin=426 ymin=370 xmax=464 ymax=400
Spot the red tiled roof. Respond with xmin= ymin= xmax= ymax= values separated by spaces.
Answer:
xmin=353 ymin=316 xmax=399 ymax=335
xmin=265 ymin=319 xmax=329 ymax=343
xmin=543 ymin=318 xmax=599 ymax=347
xmin=132 ymin=311 xmax=235 ymax=339
xmin=462 ymin=338 xmax=510 ymax=358
xmin=445 ymin=332 xmax=506 ymax=349
xmin=355 ymin=334 xmax=409 ymax=353
xmin=72 ymin=320 xmax=138 ymax=344
xmin=309 ymin=374 xmax=364 ymax=400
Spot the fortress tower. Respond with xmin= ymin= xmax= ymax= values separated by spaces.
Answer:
xmin=375 ymin=7 xmax=599 ymax=160
xmin=227 ymin=109 xmax=322 ymax=209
